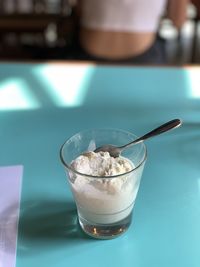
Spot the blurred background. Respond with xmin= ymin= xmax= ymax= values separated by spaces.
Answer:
xmin=0 ymin=0 xmax=199 ymax=64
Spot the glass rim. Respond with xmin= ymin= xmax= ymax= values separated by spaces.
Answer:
xmin=59 ymin=128 xmax=147 ymax=179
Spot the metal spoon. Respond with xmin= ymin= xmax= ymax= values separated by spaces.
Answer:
xmin=94 ymin=119 xmax=182 ymax=157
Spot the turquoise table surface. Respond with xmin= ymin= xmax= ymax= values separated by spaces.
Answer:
xmin=0 ymin=62 xmax=200 ymax=267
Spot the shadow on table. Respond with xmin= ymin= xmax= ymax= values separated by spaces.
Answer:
xmin=17 ymin=199 xmax=92 ymax=252
xmin=176 ymin=121 xmax=200 ymax=169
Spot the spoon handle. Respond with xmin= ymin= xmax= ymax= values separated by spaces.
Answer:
xmin=119 ymin=119 xmax=182 ymax=150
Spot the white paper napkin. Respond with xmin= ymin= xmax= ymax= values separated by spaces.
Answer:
xmin=0 ymin=165 xmax=23 ymax=267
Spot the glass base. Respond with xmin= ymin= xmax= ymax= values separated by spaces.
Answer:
xmin=78 ymin=213 xmax=132 ymax=239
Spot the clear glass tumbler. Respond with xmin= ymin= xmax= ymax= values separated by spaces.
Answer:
xmin=60 ymin=129 xmax=147 ymax=239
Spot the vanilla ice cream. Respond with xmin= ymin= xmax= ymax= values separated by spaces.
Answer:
xmin=69 ymin=151 xmax=144 ymax=224
xmin=71 ymin=151 xmax=133 ymax=176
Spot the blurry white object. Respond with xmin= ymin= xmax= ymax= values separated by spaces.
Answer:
xmin=0 ymin=166 xmax=23 ymax=267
